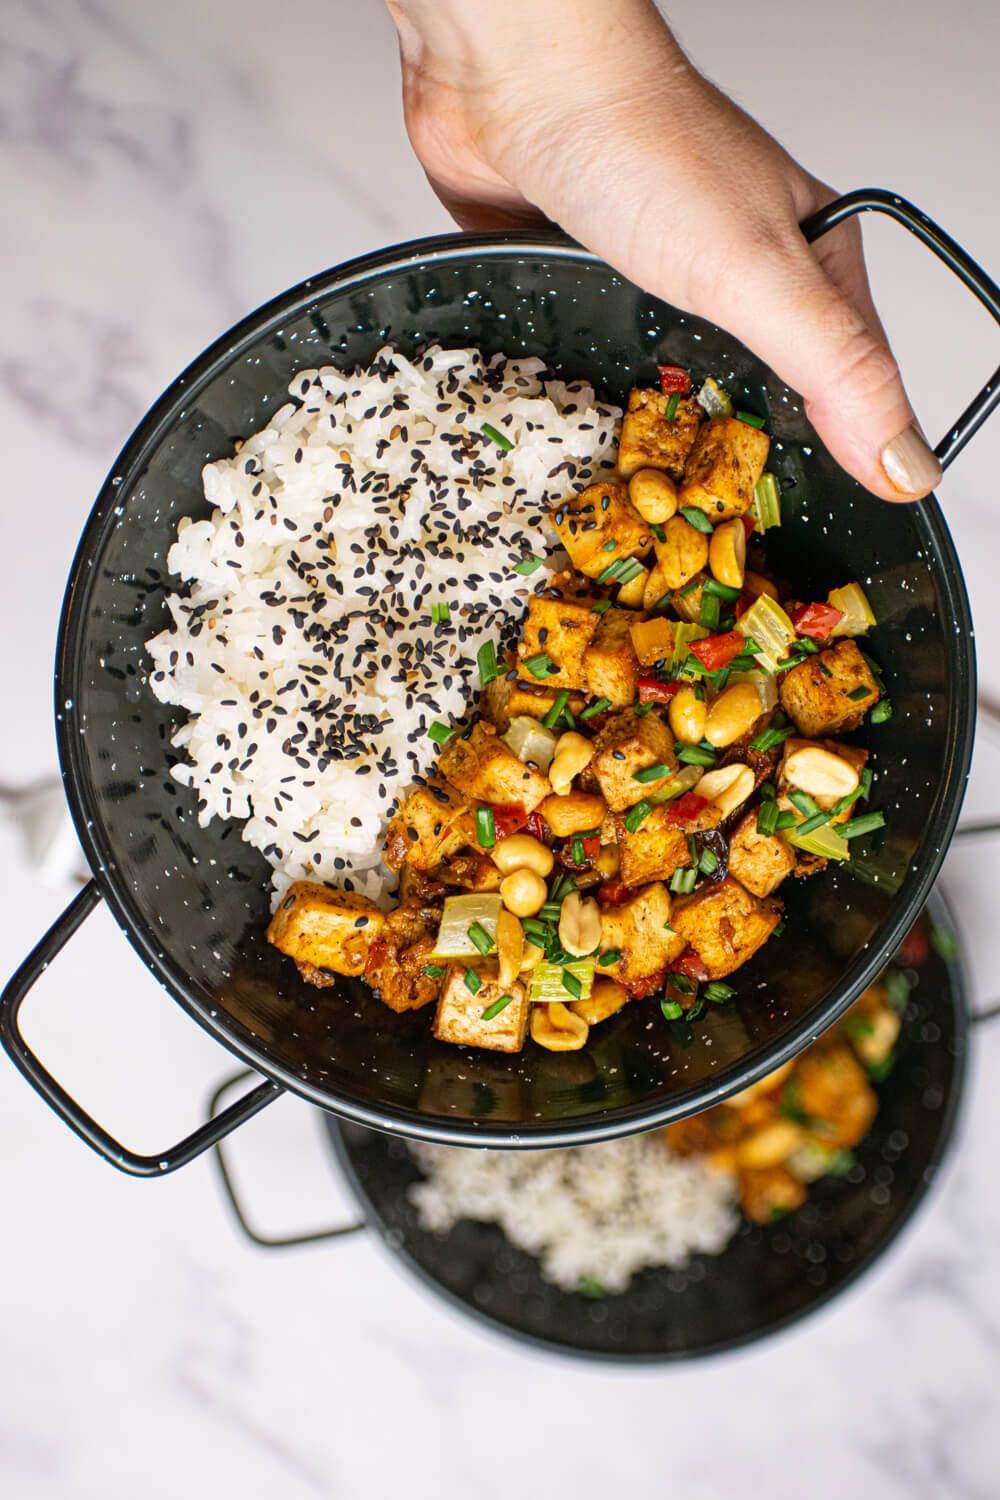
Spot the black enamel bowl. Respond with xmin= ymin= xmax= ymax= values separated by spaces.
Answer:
xmin=1 ymin=192 xmax=993 ymax=1175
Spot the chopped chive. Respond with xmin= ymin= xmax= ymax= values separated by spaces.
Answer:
xmin=652 ymin=592 xmax=674 ymax=614
xmin=543 ymin=691 xmax=570 ymax=729
xmin=772 ymin=917 xmax=787 ymax=938
xmin=871 ymin=699 xmax=894 ymax=724
xmin=475 ymin=806 xmax=496 ymax=849
xmin=931 ymin=925 xmax=960 ymax=962
xmin=512 ymin=554 xmax=543 ymax=576
xmin=676 ymin=743 xmax=716 ymax=767
xmin=482 ymin=992 xmax=514 ymax=1020
xmin=577 ymin=1276 xmax=606 ymax=1299
xmin=759 ymin=780 xmax=776 ymax=800
xmin=624 ymin=799 xmax=653 ymax=833
xmin=839 ymin=811 xmax=886 ymax=840
xmin=663 ymin=919 xmax=675 ymax=932
xmin=735 ymin=410 xmax=766 ymax=428
xmin=860 ymin=768 xmax=874 ymax=799
xmin=616 ymin=558 xmax=645 ymax=586
xmin=699 ymin=847 xmax=719 ymax=875
xmin=596 ymin=558 xmax=626 ymax=585
xmin=702 ymin=578 xmax=742 ymax=602
xmin=704 ymin=981 xmax=736 ymax=1003
xmin=481 ymin=421 xmax=514 ymax=451
xmin=651 ymin=523 xmax=667 ymax=542
xmin=561 ymin=968 xmax=583 ymax=1000
xmin=427 ymin=721 xmax=454 ymax=744
xmin=661 ymin=998 xmax=684 ymax=1020
xmin=571 ymin=835 xmax=585 ymax=865
xmin=467 ymin=921 xmax=495 ymax=956
xmin=831 ymin=784 xmax=865 ymax=817
xmin=463 ymin=968 xmax=482 ymax=995
xmin=633 ymin=762 xmax=671 ymax=783
xmin=774 ymin=810 xmax=798 ymax=830
xmin=523 ymin=652 xmax=556 ymax=679
xmin=602 ymin=539 xmax=618 ymax=552
xmin=819 ymin=661 xmax=833 ymax=679
xmin=667 ymin=973 xmax=694 ymax=994
xmin=699 ymin=591 xmax=721 ymax=631
xmin=756 ymin=801 xmax=779 ymax=837
xmin=477 ymin=639 xmax=499 ymax=685
xmin=750 ymin=724 xmax=795 ymax=752
xmin=422 ymin=963 xmax=444 ymax=978
xmin=679 ymin=577 xmax=702 ymax=597
xmin=431 ymin=601 xmax=451 ymax=624
xmin=670 ymin=867 xmax=697 ymax=894
xmin=795 ymin=809 xmax=832 ymax=837
xmin=598 ymin=949 xmax=621 ymax=967
xmin=590 ymin=599 xmax=613 ymax=614
xmin=665 ymin=392 xmax=680 ymax=421
xmin=680 ymin=507 xmax=714 ymax=534
xmin=549 ymin=872 xmax=575 ymax=903
xmin=580 ymin=696 xmax=611 ymax=720
xmin=847 ymin=685 xmax=872 ymax=701
xmin=789 ymin=790 xmax=820 ymax=818
xmin=539 ymin=902 xmax=562 ymax=923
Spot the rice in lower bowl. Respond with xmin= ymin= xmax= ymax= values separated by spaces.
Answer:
xmin=145 ymin=345 xmax=619 ymax=904
xmin=408 ymin=1137 xmax=739 ymax=1293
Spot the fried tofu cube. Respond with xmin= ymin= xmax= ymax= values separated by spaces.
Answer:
xmin=583 ymin=608 xmax=641 ymax=706
xmin=384 ymin=782 xmax=470 ymax=872
xmin=629 ymin=615 xmax=676 ymax=668
xmin=618 ymin=388 xmax=702 ymax=481
xmin=433 ymin=966 xmax=529 ymax=1052
xmin=739 ymin=1166 xmax=808 ymax=1224
xmin=517 ymin=592 xmax=600 ymax=690
xmin=679 ymin=417 xmax=770 ymax=522
xmin=267 ymin=882 xmax=385 ymax=981
xmin=598 ymin=881 xmax=685 ymax=984
xmin=795 ymin=1045 xmax=877 ymax=1149
xmin=778 ymin=640 xmax=881 ymax=737
xmin=671 ymin=876 xmax=782 ymax=979
xmin=437 ymin=721 xmax=551 ymax=811
xmin=480 ymin=676 xmax=586 ymax=732
xmin=550 ymin=482 xmax=652 ymax=580
xmin=591 ymin=708 xmax=678 ymax=810
xmin=615 ymin=806 xmax=692 ymax=886
xmin=372 ymin=902 xmax=443 ymax=1013
xmin=728 ymin=809 xmax=796 ymax=897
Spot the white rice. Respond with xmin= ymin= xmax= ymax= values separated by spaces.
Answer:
xmin=408 ymin=1136 xmax=739 ymax=1293
xmin=145 ymin=345 xmax=619 ymax=905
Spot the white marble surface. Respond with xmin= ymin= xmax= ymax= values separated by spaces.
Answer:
xmin=2 ymin=2 xmax=1000 ymax=1496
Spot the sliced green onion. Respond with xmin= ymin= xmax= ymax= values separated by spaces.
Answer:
xmin=467 ymin=920 xmax=495 ymax=956
xmin=795 ymin=809 xmax=832 ymax=837
xmin=670 ymin=867 xmax=697 ymax=894
xmin=542 ymin=691 xmax=570 ymax=729
xmin=699 ymin=847 xmax=718 ymax=875
xmin=661 ymin=998 xmax=685 ymax=1020
xmin=615 ymin=558 xmax=645 ymax=586
xmin=757 ymin=800 xmax=779 ymax=837
xmin=679 ymin=577 xmax=701 ymax=599
xmin=602 ymin=539 xmax=618 ymax=553
xmin=736 ymin=410 xmax=766 ymax=429
xmin=512 ymin=553 xmax=543 ymax=576
xmin=774 ymin=810 xmax=798 ymax=831
xmin=839 ymin=812 xmax=886 ymax=840
xmin=676 ymin=743 xmax=716 ymax=767
xmin=759 ymin=780 xmax=776 ymax=801
xmin=577 ymin=1276 xmax=606 ymax=1299
xmin=704 ymin=981 xmax=736 ymax=1004
xmin=624 ymin=799 xmax=653 ymax=833
xmin=598 ymin=949 xmax=621 ymax=967
xmin=789 ymin=790 xmax=820 ymax=818
xmin=860 ymin=768 xmax=874 ymax=799
xmin=427 ymin=721 xmax=454 ymax=744
xmin=549 ymin=872 xmax=576 ymax=903
xmin=561 ymin=968 xmax=584 ymax=1000
xmin=580 ymin=696 xmax=611 ymax=720
xmin=596 ymin=558 xmax=625 ymax=585
xmin=819 ymin=662 xmax=833 ymax=679
xmin=422 ymin=964 xmax=444 ymax=978
xmin=523 ymin=652 xmax=556 ymax=679
xmin=633 ymin=762 xmax=672 ymax=784
xmin=680 ymin=506 xmax=714 ymax=534
xmin=651 ymin=522 xmax=667 ymax=543
xmin=703 ymin=578 xmax=743 ymax=602
xmin=751 ymin=472 xmax=782 ymax=531
xmin=665 ymin=391 xmax=681 ymax=421
xmin=464 ymin=968 xmax=483 ymax=994
xmin=831 ymin=784 xmax=866 ymax=817
xmin=847 ymin=685 xmax=873 ymax=702
xmin=481 ymin=992 xmax=515 ymax=1020
xmin=870 ymin=699 xmax=894 ymax=724
xmin=931 ymin=925 xmax=960 ymax=962
xmin=591 ymin=599 xmax=613 ymax=614
xmin=571 ymin=835 xmax=585 ymax=866
xmin=477 ymin=639 xmax=499 ymax=685
xmin=667 ymin=973 xmax=695 ymax=994
xmin=481 ymin=421 xmax=514 ymax=451
xmin=750 ymin=724 xmax=795 ymax=752
xmin=699 ymin=591 xmax=721 ymax=631
xmin=475 ymin=806 xmax=496 ymax=849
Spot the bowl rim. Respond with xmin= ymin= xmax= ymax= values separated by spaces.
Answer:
xmin=53 ymin=230 xmax=978 ymax=1146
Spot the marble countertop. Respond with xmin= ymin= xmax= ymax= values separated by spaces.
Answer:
xmin=3 ymin=2 xmax=1000 ymax=1495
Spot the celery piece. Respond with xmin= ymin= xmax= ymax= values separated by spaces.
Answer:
xmin=751 ymin=472 xmax=782 ymax=531
xmin=501 ymin=715 xmax=558 ymax=772
xmin=782 ymin=820 xmax=851 ymax=861
xmin=828 ymin=582 xmax=876 ymax=637
xmin=736 ymin=594 xmax=796 ymax=672
xmin=529 ymin=958 xmax=595 ymax=1005
xmin=433 ymin=894 xmax=503 ymax=958
xmin=696 ymin=376 xmax=734 ymax=419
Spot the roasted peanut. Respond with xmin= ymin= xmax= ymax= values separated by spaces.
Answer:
xmin=708 ymin=517 xmax=747 ymax=590
xmin=531 ymin=1002 xmax=589 ymax=1052
xmin=728 ymin=1061 xmax=795 ymax=1109
xmin=669 ymin=684 xmax=708 ymax=745
xmin=548 ymin=731 xmax=595 ymax=796
xmin=696 ymin=762 xmax=754 ymax=818
xmin=491 ymin=834 xmax=554 ymax=877
xmin=783 ymin=746 xmax=860 ymax=804
xmin=628 ymin=467 xmax=678 ymax=524
xmin=496 ymin=907 xmax=524 ymax=987
xmin=571 ymin=976 xmax=629 ymax=1025
xmin=616 ymin=565 xmax=649 ymax=608
xmin=519 ymin=940 xmax=545 ymax=973
xmin=655 ymin=515 xmax=710 ymax=591
xmin=539 ymin=791 xmax=607 ymax=838
xmin=744 ymin=570 xmax=779 ymax=602
xmin=558 ymin=891 xmax=602 ymax=957
xmin=735 ymin=1119 xmax=805 ymax=1170
xmin=704 ymin=682 xmax=762 ymax=748
xmin=499 ymin=868 xmax=548 ymax=918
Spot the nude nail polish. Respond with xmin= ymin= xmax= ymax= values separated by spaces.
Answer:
xmin=881 ymin=424 xmax=942 ymax=496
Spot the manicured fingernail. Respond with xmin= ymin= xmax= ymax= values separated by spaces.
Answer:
xmin=881 ymin=424 xmax=941 ymax=496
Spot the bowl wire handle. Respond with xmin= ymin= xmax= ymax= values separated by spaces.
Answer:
xmin=0 ymin=881 xmax=283 ymax=1176
xmin=801 ymin=188 xmax=1000 ymax=470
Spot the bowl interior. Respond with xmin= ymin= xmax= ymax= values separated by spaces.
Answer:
xmin=57 ymin=236 xmax=974 ymax=1141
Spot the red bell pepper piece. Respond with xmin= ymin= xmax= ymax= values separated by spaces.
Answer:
xmin=525 ymin=810 xmax=546 ymax=842
xmin=625 ymin=967 xmax=668 ymax=1000
xmin=741 ymin=514 xmax=757 ymax=540
xmin=597 ymin=877 xmax=632 ymax=908
xmin=689 ymin=630 xmax=746 ymax=673
xmin=897 ymin=925 xmax=930 ymax=968
xmin=672 ymin=949 xmax=711 ymax=983
xmin=364 ymin=934 xmax=388 ymax=978
xmin=637 ymin=676 xmax=681 ymax=705
xmin=658 ymin=364 xmax=691 ymax=395
xmin=666 ymin=792 xmax=712 ymax=829
xmin=558 ymin=834 xmax=601 ymax=869
xmin=734 ymin=593 xmax=750 ymax=619
xmin=491 ymin=803 xmax=529 ymax=840
xmin=789 ymin=602 xmax=845 ymax=642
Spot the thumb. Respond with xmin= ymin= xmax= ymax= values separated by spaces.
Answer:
xmin=710 ymin=237 xmax=941 ymax=502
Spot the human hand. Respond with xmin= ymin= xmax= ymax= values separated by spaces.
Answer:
xmin=387 ymin=0 xmax=940 ymax=500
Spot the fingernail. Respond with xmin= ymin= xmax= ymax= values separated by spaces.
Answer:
xmin=881 ymin=424 xmax=941 ymax=496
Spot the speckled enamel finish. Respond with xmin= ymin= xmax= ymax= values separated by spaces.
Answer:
xmin=53 ymin=232 xmax=976 ymax=1145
